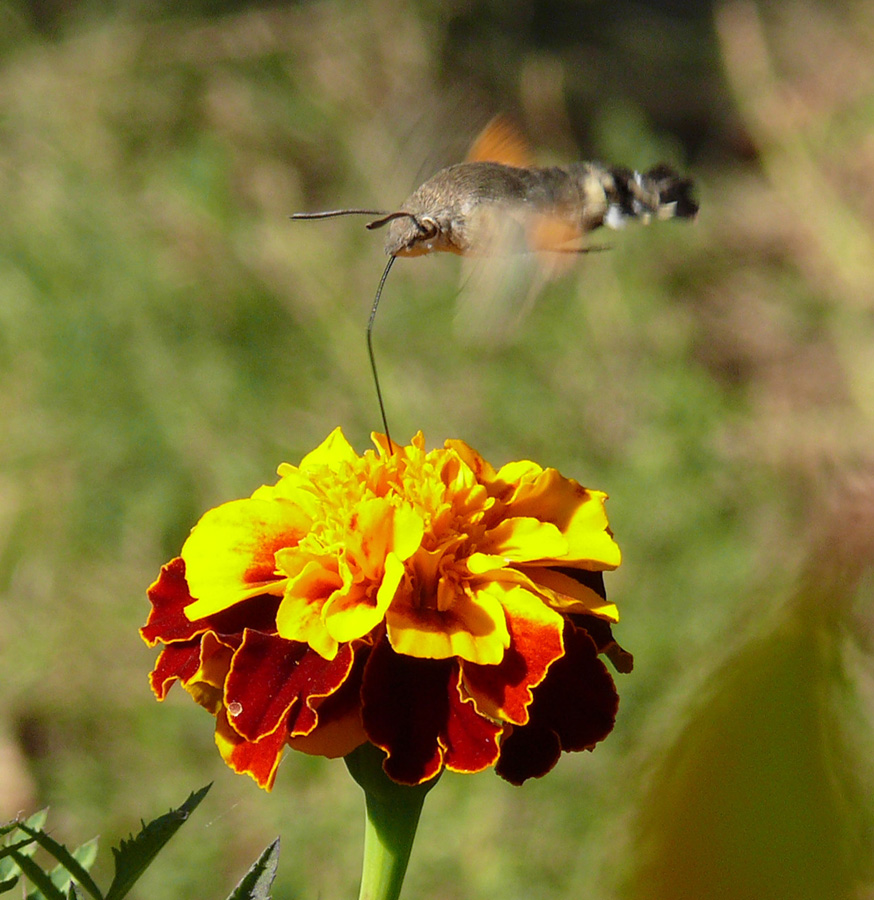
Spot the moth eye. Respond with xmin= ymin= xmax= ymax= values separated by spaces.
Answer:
xmin=417 ymin=217 xmax=438 ymax=239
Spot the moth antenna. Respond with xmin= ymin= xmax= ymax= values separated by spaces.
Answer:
xmin=367 ymin=256 xmax=397 ymax=453
xmin=554 ymin=244 xmax=612 ymax=254
xmin=290 ymin=209 xmax=387 ymax=220
xmin=366 ymin=211 xmax=419 ymax=230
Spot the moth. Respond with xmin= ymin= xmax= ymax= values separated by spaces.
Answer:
xmin=292 ymin=117 xmax=698 ymax=445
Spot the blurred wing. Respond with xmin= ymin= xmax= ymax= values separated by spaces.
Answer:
xmin=455 ymin=116 xmax=592 ymax=342
xmin=466 ymin=116 xmax=535 ymax=168
xmin=453 ymin=204 xmax=574 ymax=345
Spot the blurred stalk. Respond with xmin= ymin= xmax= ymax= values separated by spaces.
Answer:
xmin=619 ymin=471 xmax=874 ymax=899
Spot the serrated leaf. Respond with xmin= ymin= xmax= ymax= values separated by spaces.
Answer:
xmin=16 ymin=826 xmax=101 ymax=900
xmin=0 ymin=836 xmax=39 ymax=887
xmin=0 ymin=810 xmax=49 ymax=886
xmin=0 ymin=835 xmax=38 ymax=861
xmin=22 ymin=812 xmax=49 ymax=834
xmin=103 ymin=784 xmax=211 ymax=900
xmin=225 ymin=838 xmax=280 ymax=900
xmin=8 ymin=849 xmax=66 ymax=900
xmin=0 ymin=874 xmax=21 ymax=894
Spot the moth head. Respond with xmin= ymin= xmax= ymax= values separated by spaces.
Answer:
xmin=368 ymin=212 xmax=443 ymax=257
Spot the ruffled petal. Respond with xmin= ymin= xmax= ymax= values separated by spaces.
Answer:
xmin=142 ymin=557 xmax=204 ymax=646
xmin=275 ymin=557 xmax=343 ymax=659
xmin=215 ymin=705 xmax=290 ymax=790
xmin=442 ymin=438 xmax=499 ymax=484
xmin=462 ymin=582 xmax=565 ymax=724
xmin=325 ymin=552 xmax=406 ymax=644
xmin=386 ymin=573 xmax=510 ymax=664
xmin=496 ymin=621 xmax=619 ymax=784
xmin=286 ymin=657 xmax=368 ymax=759
xmin=183 ymin=497 xmax=311 ymax=619
xmin=442 ymin=667 xmax=503 ymax=775
xmin=504 ymin=469 xmax=620 ymax=567
xmin=515 ymin=565 xmax=620 ymax=621
xmin=149 ymin=640 xmax=201 ymax=700
xmin=477 ymin=516 xmax=568 ymax=562
xmin=224 ymin=630 xmax=355 ymax=742
xmin=361 ymin=637 xmax=452 ymax=784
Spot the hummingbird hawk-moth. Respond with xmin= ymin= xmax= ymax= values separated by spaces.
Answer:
xmin=292 ymin=117 xmax=698 ymax=446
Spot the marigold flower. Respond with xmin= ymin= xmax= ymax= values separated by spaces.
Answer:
xmin=141 ymin=429 xmax=632 ymax=789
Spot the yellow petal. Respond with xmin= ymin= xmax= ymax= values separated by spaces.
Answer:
xmin=504 ymin=468 xmax=621 ymax=568
xmin=392 ymin=503 xmax=425 ymax=560
xmin=326 ymin=552 xmax=406 ymax=643
xmin=444 ymin=439 xmax=498 ymax=483
xmin=466 ymin=552 xmax=509 ymax=575
xmin=299 ymin=426 xmax=358 ymax=470
xmin=387 ymin=579 xmax=510 ymax=664
xmin=479 ymin=516 xmax=568 ymax=562
xmin=494 ymin=459 xmax=544 ymax=489
xmin=183 ymin=497 xmax=310 ymax=620
xmin=516 ymin=565 xmax=620 ymax=621
xmin=561 ymin=491 xmax=622 ymax=567
xmin=275 ymin=559 xmax=342 ymax=660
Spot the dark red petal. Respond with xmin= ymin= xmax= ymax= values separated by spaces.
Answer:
xmin=148 ymin=640 xmax=201 ymax=699
xmin=570 ymin=613 xmax=634 ymax=674
xmin=225 ymin=630 xmax=355 ymax=742
xmin=209 ymin=594 xmax=282 ymax=636
xmin=220 ymin=706 xmax=291 ymax=790
xmin=142 ymin=558 xmax=203 ymax=645
xmin=303 ymin=645 xmax=368 ymax=728
xmin=553 ymin=566 xmax=607 ymax=601
xmin=496 ymin=622 xmax=619 ymax=784
xmin=142 ymin=557 xmax=282 ymax=646
xmin=361 ymin=638 xmax=453 ymax=785
xmin=442 ymin=670 xmax=502 ymax=774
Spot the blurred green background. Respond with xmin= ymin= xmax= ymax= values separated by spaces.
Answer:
xmin=2 ymin=0 xmax=874 ymax=897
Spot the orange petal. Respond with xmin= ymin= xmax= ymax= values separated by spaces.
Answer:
xmin=215 ymin=706 xmax=288 ymax=791
xmin=462 ymin=582 xmax=565 ymax=724
xmin=444 ymin=439 xmax=498 ymax=483
xmin=287 ymin=709 xmax=367 ymax=759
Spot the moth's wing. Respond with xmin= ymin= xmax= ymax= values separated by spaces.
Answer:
xmin=466 ymin=116 xmax=535 ymax=168
xmin=454 ymin=117 xmax=592 ymax=343
xmin=453 ymin=203 xmax=574 ymax=346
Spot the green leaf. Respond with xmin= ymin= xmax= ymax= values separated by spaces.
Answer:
xmin=103 ymin=784 xmax=211 ymax=900
xmin=225 ymin=838 xmax=280 ymax=900
xmin=8 ymin=849 xmax=66 ymax=900
xmin=0 ymin=809 xmax=47 ymax=876
xmin=0 ymin=836 xmax=38 ymax=863
xmin=15 ymin=826 xmax=101 ymax=900
xmin=0 ymin=837 xmax=40 ymax=892
xmin=0 ymin=875 xmax=21 ymax=894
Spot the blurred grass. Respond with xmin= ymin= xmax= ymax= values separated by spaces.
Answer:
xmin=1 ymin=1 xmax=874 ymax=898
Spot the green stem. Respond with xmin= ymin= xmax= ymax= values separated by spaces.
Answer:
xmin=345 ymin=742 xmax=439 ymax=900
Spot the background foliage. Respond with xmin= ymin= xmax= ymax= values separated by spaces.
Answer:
xmin=2 ymin=1 xmax=874 ymax=898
